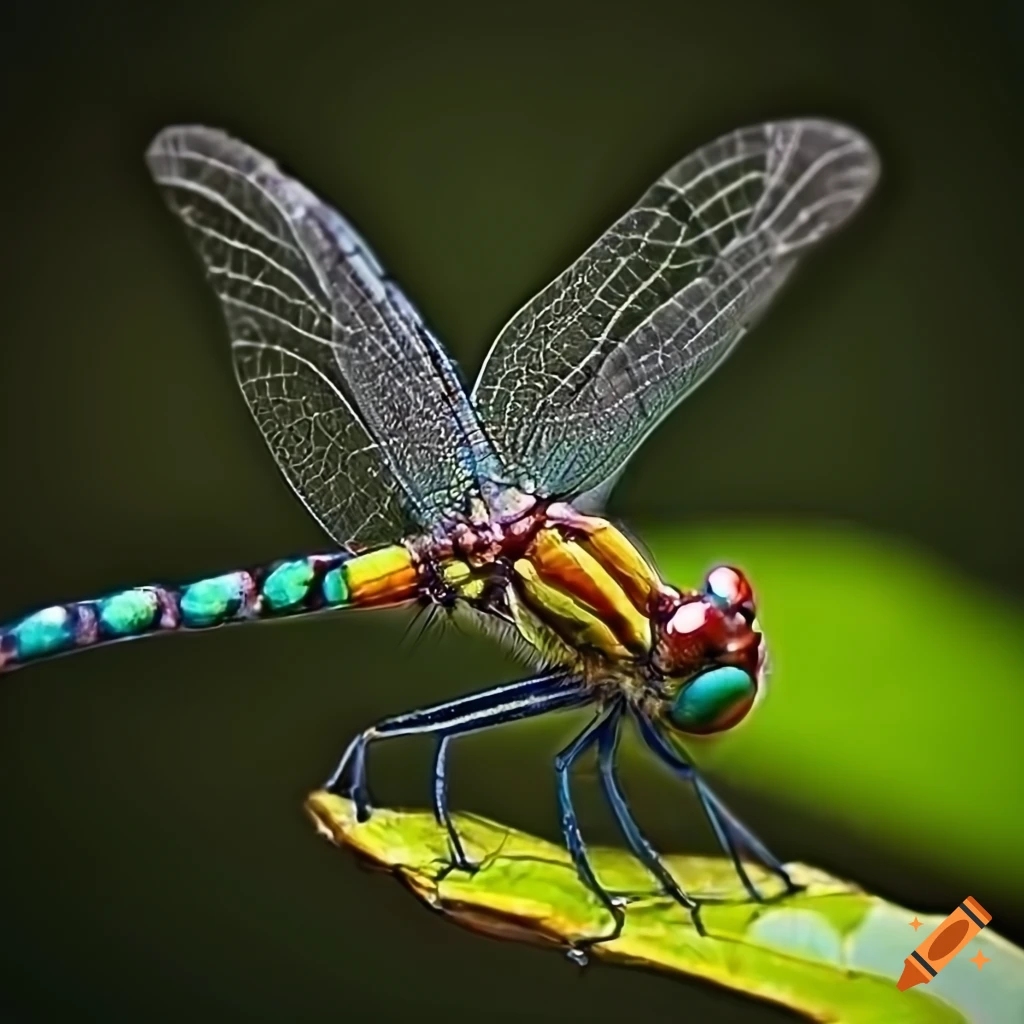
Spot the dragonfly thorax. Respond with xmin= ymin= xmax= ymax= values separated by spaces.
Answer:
xmin=424 ymin=503 xmax=767 ymax=737
xmin=418 ymin=491 xmax=542 ymax=570
xmin=511 ymin=524 xmax=655 ymax=664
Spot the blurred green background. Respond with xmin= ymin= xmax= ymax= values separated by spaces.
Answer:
xmin=1 ymin=1 xmax=1021 ymax=1021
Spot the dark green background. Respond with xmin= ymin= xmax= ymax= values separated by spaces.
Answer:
xmin=0 ymin=2 xmax=1020 ymax=1021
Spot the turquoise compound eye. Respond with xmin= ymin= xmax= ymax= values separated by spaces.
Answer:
xmin=667 ymin=666 xmax=757 ymax=735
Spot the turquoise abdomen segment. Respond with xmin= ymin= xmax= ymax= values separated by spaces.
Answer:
xmin=263 ymin=560 xmax=316 ymax=611
xmin=98 ymin=589 xmax=161 ymax=636
xmin=10 ymin=606 xmax=78 ymax=659
xmin=180 ymin=573 xmax=253 ymax=627
xmin=321 ymin=567 xmax=349 ymax=606
xmin=0 ymin=547 xmax=420 ymax=675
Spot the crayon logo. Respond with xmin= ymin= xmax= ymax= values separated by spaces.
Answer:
xmin=897 ymin=897 xmax=992 ymax=991
xmin=929 ymin=920 xmax=968 ymax=959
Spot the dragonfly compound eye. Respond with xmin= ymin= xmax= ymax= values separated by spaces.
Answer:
xmin=666 ymin=665 xmax=757 ymax=735
xmin=703 ymin=565 xmax=755 ymax=619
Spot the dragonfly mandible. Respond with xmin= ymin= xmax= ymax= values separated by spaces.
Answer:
xmin=0 ymin=119 xmax=878 ymax=946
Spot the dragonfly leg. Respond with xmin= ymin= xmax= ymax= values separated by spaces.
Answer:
xmin=596 ymin=712 xmax=706 ymax=937
xmin=323 ymin=670 xmax=593 ymax=851
xmin=634 ymin=711 xmax=801 ymax=901
xmin=432 ymin=735 xmax=475 ymax=872
xmin=554 ymin=704 xmax=628 ymax=949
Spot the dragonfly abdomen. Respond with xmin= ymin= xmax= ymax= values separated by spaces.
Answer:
xmin=0 ymin=545 xmax=421 ymax=675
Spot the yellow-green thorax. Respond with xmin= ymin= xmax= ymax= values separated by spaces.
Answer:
xmin=442 ymin=515 xmax=662 ymax=666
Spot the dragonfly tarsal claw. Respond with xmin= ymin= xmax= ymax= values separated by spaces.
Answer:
xmin=322 ymin=733 xmax=376 ymax=824
xmin=737 ymin=876 xmax=765 ymax=903
xmin=448 ymin=851 xmax=479 ymax=874
xmin=689 ymin=903 xmax=708 ymax=939
xmin=434 ymin=850 xmax=479 ymax=882
xmin=577 ymin=904 xmax=628 ymax=951
xmin=782 ymin=876 xmax=806 ymax=899
xmin=323 ymin=734 xmax=361 ymax=793
xmin=738 ymin=862 xmax=801 ymax=904
xmin=565 ymin=947 xmax=589 ymax=969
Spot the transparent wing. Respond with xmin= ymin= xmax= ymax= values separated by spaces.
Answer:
xmin=472 ymin=119 xmax=880 ymax=501
xmin=147 ymin=125 xmax=497 ymax=550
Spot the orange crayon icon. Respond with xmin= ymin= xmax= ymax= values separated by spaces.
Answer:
xmin=897 ymin=896 xmax=992 ymax=991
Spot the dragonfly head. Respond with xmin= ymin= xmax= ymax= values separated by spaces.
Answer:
xmin=650 ymin=565 xmax=765 ymax=736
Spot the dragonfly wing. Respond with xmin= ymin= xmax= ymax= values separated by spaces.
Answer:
xmin=472 ymin=119 xmax=880 ymax=501
xmin=147 ymin=126 xmax=497 ymax=549
xmin=568 ymin=465 xmax=626 ymax=515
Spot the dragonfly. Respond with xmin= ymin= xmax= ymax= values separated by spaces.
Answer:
xmin=0 ymin=118 xmax=878 ymax=947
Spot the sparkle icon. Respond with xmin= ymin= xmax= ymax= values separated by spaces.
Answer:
xmin=910 ymin=917 xmax=923 ymax=931
xmin=969 ymin=948 xmax=990 ymax=971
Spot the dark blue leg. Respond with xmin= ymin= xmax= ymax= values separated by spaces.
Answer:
xmin=432 ymin=735 xmax=474 ymax=871
xmin=325 ymin=671 xmax=592 ymax=847
xmin=554 ymin=704 xmax=626 ymax=949
xmin=633 ymin=711 xmax=799 ymax=901
xmin=596 ymin=712 xmax=707 ymax=937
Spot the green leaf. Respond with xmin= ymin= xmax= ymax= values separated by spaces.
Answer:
xmin=306 ymin=792 xmax=1024 ymax=1023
